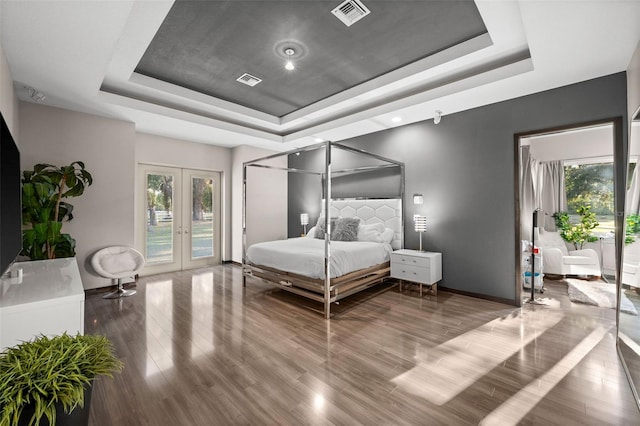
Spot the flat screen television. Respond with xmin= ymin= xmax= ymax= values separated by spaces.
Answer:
xmin=0 ymin=112 xmax=22 ymax=276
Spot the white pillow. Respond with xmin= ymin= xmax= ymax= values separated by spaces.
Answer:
xmin=306 ymin=226 xmax=316 ymax=238
xmin=357 ymin=223 xmax=385 ymax=242
xmin=380 ymin=228 xmax=394 ymax=244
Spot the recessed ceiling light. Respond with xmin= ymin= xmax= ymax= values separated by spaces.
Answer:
xmin=285 ymin=48 xmax=295 ymax=71
xmin=314 ymin=138 xmax=324 ymax=142
xmin=392 ymin=116 xmax=402 ymax=123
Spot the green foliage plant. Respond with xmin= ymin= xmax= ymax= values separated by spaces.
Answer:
xmin=21 ymin=162 xmax=93 ymax=260
xmin=553 ymin=205 xmax=599 ymax=250
xmin=626 ymin=214 xmax=640 ymax=244
xmin=0 ymin=333 xmax=123 ymax=426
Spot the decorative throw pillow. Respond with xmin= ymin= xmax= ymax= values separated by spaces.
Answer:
xmin=331 ymin=218 xmax=360 ymax=241
xmin=357 ymin=223 xmax=385 ymax=242
xmin=314 ymin=216 xmax=338 ymax=239
xmin=380 ymin=228 xmax=394 ymax=244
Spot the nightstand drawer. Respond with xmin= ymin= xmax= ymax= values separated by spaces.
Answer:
xmin=391 ymin=253 xmax=430 ymax=269
xmin=391 ymin=263 xmax=431 ymax=284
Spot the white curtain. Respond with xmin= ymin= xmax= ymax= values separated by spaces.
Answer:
xmin=627 ymin=159 xmax=640 ymax=215
xmin=520 ymin=146 xmax=535 ymax=241
xmin=535 ymin=160 xmax=567 ymax=230
xmin=521 ymin=148 xmax=567 ymax=239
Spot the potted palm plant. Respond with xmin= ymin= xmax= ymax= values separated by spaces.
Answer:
xmin=0 ymin=333 xmax=123 ymax=426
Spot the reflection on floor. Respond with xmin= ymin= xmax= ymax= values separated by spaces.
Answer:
xmin=620 ymin=284 xmax=640 ymax=401
xmin=86 ymin=266 xmax=640 ymax=425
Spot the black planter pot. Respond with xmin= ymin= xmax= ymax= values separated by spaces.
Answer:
xmin=16 ymin=385 xmax=93 ymax=426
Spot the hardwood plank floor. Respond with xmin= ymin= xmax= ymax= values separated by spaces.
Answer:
xmin=85 ymin=266 xmax=640 ymax=425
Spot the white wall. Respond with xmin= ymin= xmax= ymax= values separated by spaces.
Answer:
xmin=17 ymin=105 xmax=243 ymax=289
xmin=0 ymin=42 xmax=18 ymax=139
xmin=15 ymin=102 xmax=285 ymax=286
xmin=231 ymin=145 xmax=287 ymax=263
xmin=527 ymin=124 xmax=614 ymax=162
xmin=19 ymin=103 xmax=136 ymax=290
xmin=135 ymin=132 xmax=233 ymax=261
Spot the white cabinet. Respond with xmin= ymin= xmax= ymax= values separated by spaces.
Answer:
xmin=391 ymin=249 xmax=442 ymax=296
xmin=0 ymin=258 xmax=85 ymax=351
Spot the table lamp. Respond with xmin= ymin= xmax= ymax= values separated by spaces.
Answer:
xmin=414 ymin=215 xmax=427 ymax=252
xmin=300 ymin=213 xmax=309 ymax=236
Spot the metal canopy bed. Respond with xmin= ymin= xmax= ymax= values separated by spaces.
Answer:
xmin=242 ymin=141 xmax=405 ymax=319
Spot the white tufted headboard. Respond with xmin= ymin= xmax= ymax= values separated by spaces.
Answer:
xmin=323 ymin=198 xmax=403 ymax=250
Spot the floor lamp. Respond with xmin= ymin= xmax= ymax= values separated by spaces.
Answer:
xmin=525 ymin=209 xmax=547 ymax=305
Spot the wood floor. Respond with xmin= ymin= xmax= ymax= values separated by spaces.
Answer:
xmin=85 ymin=265 xmax=640 ymax=425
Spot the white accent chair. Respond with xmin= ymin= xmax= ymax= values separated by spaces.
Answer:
xmin=536 ymin=229 xmax=601 ymax=278
xmin=623 ymin=240 xmax=640 ymax=288
xmin=92 ymin=246 xmax=145 ymax=298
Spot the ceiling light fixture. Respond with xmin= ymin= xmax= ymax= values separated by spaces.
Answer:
xmin=284 ymin=48 xmax=295 ymax=71
xmin=314 ymin=137 xmax=324 ymax=143
xmin=392 ymin=116 xmax=402 ymax=123
xmin=434 ymin=110 xmax=442 ymax=125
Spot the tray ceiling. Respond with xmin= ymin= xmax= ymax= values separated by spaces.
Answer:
xmin=135 ymin=0 xmax=487 ymax=117
xmin=2 ymin=1 xmax=639 ymax=150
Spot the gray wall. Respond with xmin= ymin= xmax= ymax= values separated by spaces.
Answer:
xmin=288 ymin=73 xmax=628 ymax=303
xmin=288 ymin=146 xmax=403 ymax=232
xmin=628 ymin=40 xmax=640 ymax=120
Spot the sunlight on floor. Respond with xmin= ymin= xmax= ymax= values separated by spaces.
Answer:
xmin=392 ymin=305 xmax=564 ymax=405
xmin=479 ymin=326 xmax=610 ymax=426
xmin=145 ymin=279 xmax=174 ymax=376
xmin=191 ymin=271 xmax=215 ymax=357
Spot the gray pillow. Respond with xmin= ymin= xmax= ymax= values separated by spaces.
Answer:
xmin=331 ymin=217 xmax=360 ymax=241
xmin=314 ymin=216 xmax=338 ymax=239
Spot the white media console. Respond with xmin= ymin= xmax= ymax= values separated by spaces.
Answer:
xmin=0 ymin=258 xmax=85 ymax=351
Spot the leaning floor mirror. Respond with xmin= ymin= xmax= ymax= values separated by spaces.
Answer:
xmin=620 ymin=109 xmax=640 ymax=408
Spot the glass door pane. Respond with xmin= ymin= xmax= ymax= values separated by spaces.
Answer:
xmin=182 ymin=169 xmax=221 ymax=269
xmin=146 ymin=172 xmax=175 ymax=264
xmin=139 ymin=165 xmax=220 ymax=275
xmin=191 ymin=176 xmax=214 ymax=259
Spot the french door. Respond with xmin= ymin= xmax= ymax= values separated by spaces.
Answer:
xmin=138 ymin=164 xmax=221 ymax=275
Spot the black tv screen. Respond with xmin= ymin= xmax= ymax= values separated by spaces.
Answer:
xmin=0 ymin=112 xmax=22 ymax=276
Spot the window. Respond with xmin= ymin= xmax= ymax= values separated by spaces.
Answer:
xmin=564 ymin=161 xmax=614 ymax=233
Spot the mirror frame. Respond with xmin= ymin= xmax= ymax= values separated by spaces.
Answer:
xmin=514 ymin=117 xmax=625 ymax=306
xmin=618 ymin=107 xmax=640 ymax=410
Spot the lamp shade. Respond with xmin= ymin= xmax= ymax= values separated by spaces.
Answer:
xmin=413 ymin=193 xmax=424 ymax=205
xmin=300 ymin=213 xmax=309 ymax=226
xmin=414 ymin=215 xmax=427 ymax=232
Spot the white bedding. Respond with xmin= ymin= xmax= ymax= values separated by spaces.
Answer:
xmin=246 ymin=237 xmax=392 ymax=279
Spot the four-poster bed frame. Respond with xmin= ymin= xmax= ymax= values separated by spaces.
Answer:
xmin=242 ymin=141 xmax=405 ymax=319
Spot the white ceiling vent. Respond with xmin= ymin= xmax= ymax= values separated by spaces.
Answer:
xmin=236 ymin=73 xmax=262 ymax=87
xmin=331 ymin=0 xmax=371 ymax=27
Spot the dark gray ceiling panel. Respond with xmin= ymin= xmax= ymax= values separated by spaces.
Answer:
xmin=135 ymin=0 xmax=487 ymax=117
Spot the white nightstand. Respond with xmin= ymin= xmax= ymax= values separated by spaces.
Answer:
xmin=390 ymin=249 xmax=442 ymax=296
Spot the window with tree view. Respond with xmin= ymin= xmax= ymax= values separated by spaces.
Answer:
xmin=564 ymin=162 xmax=614 ymax=233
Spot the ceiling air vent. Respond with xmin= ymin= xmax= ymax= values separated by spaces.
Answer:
xmin=331 ymin=0 xmax=371 ymax=27
xmin=236 ymin=73 xmax=262 ymax=87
